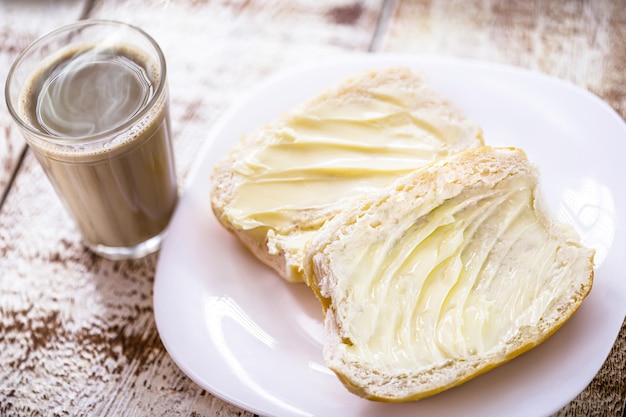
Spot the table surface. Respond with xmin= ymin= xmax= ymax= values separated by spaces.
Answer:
xmin=1 ymin=1 xmax=625 ymax=416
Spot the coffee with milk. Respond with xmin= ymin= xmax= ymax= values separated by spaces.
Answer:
xmin=7 ymin=21 xmax=178 ymax=259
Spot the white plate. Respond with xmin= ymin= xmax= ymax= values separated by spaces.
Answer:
xmin=154 ymin=54 xmax=626 ymax=417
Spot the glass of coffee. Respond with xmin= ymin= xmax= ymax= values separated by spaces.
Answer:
xmin=5 ymin=20 xmax=178 ymax=260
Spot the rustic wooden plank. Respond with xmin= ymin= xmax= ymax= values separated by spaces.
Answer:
xmin=380 ymin=1 xmax=626 ymax=416
xmin=0 ymin=1 xmax=88 ymax=204
xmin=381 ymin=0 xmax=626 ymax=118
xmin=0 ymin=1 xmax=385 ymax=416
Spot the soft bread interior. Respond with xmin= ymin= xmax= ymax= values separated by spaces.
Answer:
xmin=304 ymin=146 xmax=594 ymax=401
xmin=211 ymin=68 xmax=484 ymax=282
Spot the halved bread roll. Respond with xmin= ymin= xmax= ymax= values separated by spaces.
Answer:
xmin=304 ymin=146 xmax=594 ymax=401
xmin=211 ymin=68 xmax=484 ymax=282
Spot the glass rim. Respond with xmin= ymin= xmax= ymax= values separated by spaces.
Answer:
xmin=4 ymin=19 xmax=168 ymax=147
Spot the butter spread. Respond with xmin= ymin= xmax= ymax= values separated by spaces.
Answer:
xmin=333 ymin=176 xmax=571 ymax=372
xmin=225 ymin=94 xmax=480 ymax=233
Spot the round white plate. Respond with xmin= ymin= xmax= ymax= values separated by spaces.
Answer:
xmin=154 ymin=54 xmax=626 ymax=417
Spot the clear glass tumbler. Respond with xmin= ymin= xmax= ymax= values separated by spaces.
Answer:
xmin=5 ymin=20 xmax=178 ymax=260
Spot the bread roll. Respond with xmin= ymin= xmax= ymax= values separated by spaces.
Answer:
xmin=211 ymin=68 xmax=484 ymax=282
xmin=304 ymin=146 xmax=594 ymax=401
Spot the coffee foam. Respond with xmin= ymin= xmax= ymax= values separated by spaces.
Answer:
xmin=18 ymin=42 xmax=166 ymax=162
xmin=37 ymin=53 xmax=152 ymax=137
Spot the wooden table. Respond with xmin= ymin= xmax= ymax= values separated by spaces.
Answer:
xmin=1 ymin=1 xmax=625 ymax=416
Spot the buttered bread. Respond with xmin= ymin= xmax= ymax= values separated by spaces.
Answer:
xmin=211 ymin=68 xmax=484 ymax=282
xmin=304 ymin=146 xmax=594 ymax=402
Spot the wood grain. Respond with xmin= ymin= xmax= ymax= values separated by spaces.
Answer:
xmin=0 ymin=0 xmax=624 ymax=416
xmin=382 ymin=0 xmax=626 ymax=117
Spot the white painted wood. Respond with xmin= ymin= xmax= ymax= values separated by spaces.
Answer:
xmin=0 ymin=1 xmax=623 ymax=416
